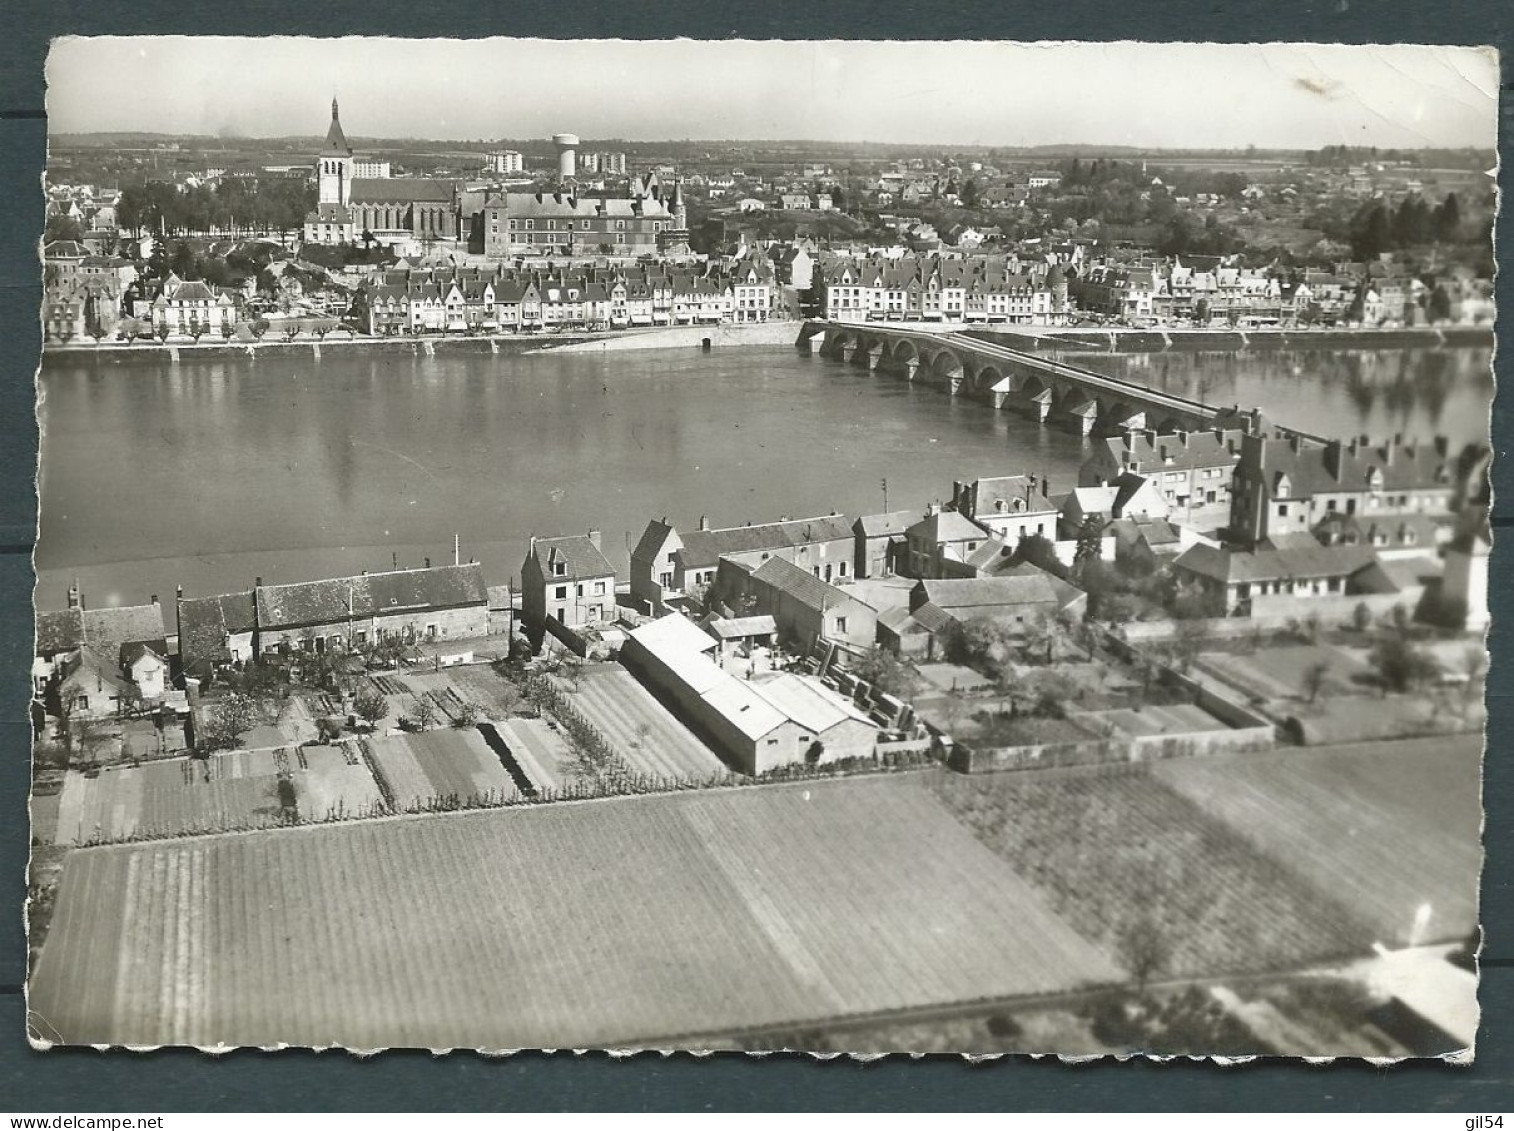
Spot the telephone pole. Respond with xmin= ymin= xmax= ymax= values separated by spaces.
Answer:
xmin=881 ymin=477 xmax=889 ymax=512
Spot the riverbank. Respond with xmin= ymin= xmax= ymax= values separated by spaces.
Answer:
xmin=40 ymin=319 xmax=1491 ymax=367
xmin=38 ymin=319 xmax=803 ymax=366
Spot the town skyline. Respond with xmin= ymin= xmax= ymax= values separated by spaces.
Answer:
xmin=46 ymin=38 xmax=1499 ymax=151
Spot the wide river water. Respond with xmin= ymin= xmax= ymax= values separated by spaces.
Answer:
xmin=36 ymin=343 xmax=1492 ymax=623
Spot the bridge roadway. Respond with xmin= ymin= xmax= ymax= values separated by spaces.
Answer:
xmin=796 ymin=320 xmax=1253 ymax=437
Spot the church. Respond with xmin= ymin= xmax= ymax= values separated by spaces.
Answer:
xmin=303 ymin=100 xmax=459 ymax=248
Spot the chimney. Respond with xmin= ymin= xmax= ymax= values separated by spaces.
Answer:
xmin=927 ymin=501 xmax=941 ymax=516
xmin=1289 ymin=434 xmax=1302 ymax=454
xmin=698 ymin=515 xmax=709 ymax=531
xmin=67 ymin=580 xmax=81 ymax=610
xmin=1041 ymin=474 xmax=1050 ymax=498
xmin=361 ymin=569 xmax=368 ymax=576
xmin=588 ymin=528 xmax=602 ymax=549
xmin=424 ymin=557 xmax=431 ymax=569
xmin=1324 ymin=440 xmax=1344 ymax=482
xmin=150 ymin=594 xmax=159 ymax=606
xmin=255 ymin=576 xmax=263 ymax=589
xmin=175 ymin=584 xmax=183 ymax=601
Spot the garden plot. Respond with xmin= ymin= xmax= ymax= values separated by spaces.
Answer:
xmin=557 ymin=666 xmax=726 ymax=780
xmin=485 ymin=717 xmax=573 ymax=792
xmin=442 ymin=664 xmax=530 ymax=719
xmin=1080 ymin=701 xmax=1229 ymax=740
xmin=363 ymin=729 xmax=519 ymax=810
xmin=1197 ymin=643 xmax=1371 ymax=703
xmin=293 ymin=744 xmax=384 ymax=821
xmin=54 ymin=753 xmax=289 ymax=845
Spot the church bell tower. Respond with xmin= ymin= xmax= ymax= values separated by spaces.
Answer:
xmin=317 ymin=98 xmax=354 ymax=208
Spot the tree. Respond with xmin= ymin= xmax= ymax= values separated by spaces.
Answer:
xmin=169 ymin=240 xmax=198 ymax=280
xmin=1368 ymin=635 xmax=1439 ymax=695
xmin=1427 ymin=284 xmax=1453 ymax=323
xmin=453 ymin=700 xmax=482 ymax=727
xmin=1351 ymin=601 xmax=1373 ymax=634
xmin=352 ymin=686 xmax=389 ymax=729
xmin=44 ymin=213 xmax=84 ymax=244
xmin=854 ymin=646 xmax=921 ymax=700
xmin=409 ymin=696 xmax=439 ymax=730
xmin=1120 ymin=911 xmax=1172 ymax=994
xmin=1302 ymin=660 xmax=1331 ymax=704
xmin=960 ymin=178 xmax=980 ymax=208
xmin=200 ymin=692 xmax=258 ymax=751
xmin=1072 ymin=516 xmax=1105 ymax=578
xmin=61 ymin=711 xmax=111 ymax=765
xmin=1458 ymin=646 xmax=1488 ymax=712
xmin=1434 ymin=193 xmax=1461 ymax=242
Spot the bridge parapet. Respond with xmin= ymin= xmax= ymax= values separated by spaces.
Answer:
xmin=800 ymin=320 xmax=1231 ymax=436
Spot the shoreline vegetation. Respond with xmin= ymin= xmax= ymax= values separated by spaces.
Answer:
xmin=38 ymin=319 xmax=1492 ymax=366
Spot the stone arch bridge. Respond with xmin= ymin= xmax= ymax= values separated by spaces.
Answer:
xmin=796 ymin=321 xmax=1227 ymax=436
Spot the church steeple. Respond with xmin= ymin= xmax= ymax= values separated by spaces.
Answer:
xmin=323 ymin=97 xmax=352 ymax=157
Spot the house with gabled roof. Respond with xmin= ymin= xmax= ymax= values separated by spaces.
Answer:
xmin=904 ymin=504 xmax=993 ymax=579
xmin=254 ymin=562 xmax=489 ymax=658
xmin=521 ymin=530 xmax=617 ymax=640
xmin=176 ymin=589 xmax=259 ymax=682
xmin=1229 ymin=431 xmax=1467 ymax=549
xmin=712 ymin=555 xmax=878 ymax=653
xmin=853 ymin=509 xmax=921 ymax=580
xmin=631 ymin=512 xmax=855 ymax=615
xmin=950 ymin=474 xmax=1059 ymax=548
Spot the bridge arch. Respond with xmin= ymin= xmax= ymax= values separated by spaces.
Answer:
xmin=890 ymin=337 xmax=921 ymax=369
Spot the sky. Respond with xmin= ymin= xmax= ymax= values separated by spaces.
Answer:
xmin=45 ymin=38 xmax=1500 ymax=150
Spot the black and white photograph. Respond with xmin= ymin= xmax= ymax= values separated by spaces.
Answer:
xmin=26 ymin=37 xmax=1496 ymax=1057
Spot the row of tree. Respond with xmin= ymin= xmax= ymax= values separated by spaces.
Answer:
xmin=116 ymin=176 xmax=317 ymax=238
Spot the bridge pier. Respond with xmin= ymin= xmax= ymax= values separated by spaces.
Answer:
xmin=840 ymin=341 xmax=857 ymax=364
xmin=866 ymin=344 xmax=884 ymax=372
xmin=904 ymin=359 xmax=919 ymax=382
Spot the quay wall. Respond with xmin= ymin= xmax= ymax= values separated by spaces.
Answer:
xmin=39 ymin=320 xmax=802 ymax=368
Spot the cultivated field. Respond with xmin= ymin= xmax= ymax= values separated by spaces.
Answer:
xmin=1197 ymin=643 xmax=1371 ymax=702
xmin=54 ymin=751 xmax=289 ymax=844
xmin=485 ymin=717 xmax=571 ymax=792
xmin=1153 ymin=736 xmax=1482 ymax=947
xmin=363 ymin=729 xmax=519 ymax=810
xmin=930 ymin=763 xmax=1379 ymax=979
xmin=293 ymin=744 xmax=384 ymax=821
xmin=28 ymin=775 xmax=1116 ymax=1049
xmin=557 ymin=666 xmax=726 ymax=779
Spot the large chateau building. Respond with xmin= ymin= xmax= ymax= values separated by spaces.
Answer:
xmin=472 ymin=173 xmax=686 ymax=258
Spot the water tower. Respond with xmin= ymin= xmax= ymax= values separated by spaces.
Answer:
xmin=552 ymin=133 xmax=580 ymax=184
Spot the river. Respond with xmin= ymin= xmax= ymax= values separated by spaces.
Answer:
xmin=35 ymin=343 xmax=1492 ymax=620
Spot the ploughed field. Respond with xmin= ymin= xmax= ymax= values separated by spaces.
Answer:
xmin=930 ymin=735 xmax=1483 ymax=978
xmin=554 ymin=666 xmax=728 ymax=780
xmin=29 ymin=738 xmax=1479 ymax=1049
xmin=27 ymin=775 xmax=1117 ymax=1049
xmin=1151 ymin=736 xmax=1482 ymax=948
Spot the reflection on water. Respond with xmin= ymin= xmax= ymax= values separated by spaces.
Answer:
xmin=1061 ymin=347 xmax=1492 ymax=443
xmin=36 ymin=344 xmax=1493 ymax=615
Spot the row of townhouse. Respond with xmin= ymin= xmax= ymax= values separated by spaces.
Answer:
xmin=814 ymin=254 xmax=1065 ymax=324
xmin=360 ymin=254 xmax=778 ymax=335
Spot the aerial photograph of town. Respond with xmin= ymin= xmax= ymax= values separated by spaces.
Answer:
xmin=26 ymin=37 xmax=1495 ymax=1057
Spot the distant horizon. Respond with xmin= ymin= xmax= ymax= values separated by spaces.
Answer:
xmin=45 ymin=39 xmax=1499 ymax=150
xmin=47 ymin=129 xmax=1497 ymax=155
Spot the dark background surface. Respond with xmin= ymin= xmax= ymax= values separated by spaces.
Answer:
xmin=1 ymin=0 xmax=1509 ymax=1111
